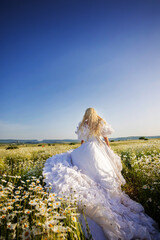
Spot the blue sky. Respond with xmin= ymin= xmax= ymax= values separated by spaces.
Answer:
xmin=1 ymin=0 xmax=160 ymax=140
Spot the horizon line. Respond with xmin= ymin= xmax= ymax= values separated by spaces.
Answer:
xmin=0 ymin=135 xmax=160 ymax=141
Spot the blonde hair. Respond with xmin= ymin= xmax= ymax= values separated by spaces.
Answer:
xmin=78 ymin=108 xmax=107 ymax=139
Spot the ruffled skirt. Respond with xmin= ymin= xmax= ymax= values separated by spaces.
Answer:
xmin=42 ymin=141 xmax=160 ymax=240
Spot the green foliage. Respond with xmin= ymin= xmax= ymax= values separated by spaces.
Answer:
xmin=139 ymin=136 xmax=148 ymax=140
xmin=0 ymin=139 xmax=160 ymax=235
xmin=0 ymin=143 xmax=92 ymax=239
xmin=69 ymin=142 xmax=76 ymax=145
xmin=115 ymin=142 xmax=160 ymax=225
xmin=0 ymin=175 xmax=89 ymax=240
xmin=6 ymin=145 xmax=19 ymax=150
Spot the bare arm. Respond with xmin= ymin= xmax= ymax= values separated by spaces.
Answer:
xmin=81 ymin=140 xmax=84 ymax=145
xmin=104 ymin=136 xmax=110 ymax=148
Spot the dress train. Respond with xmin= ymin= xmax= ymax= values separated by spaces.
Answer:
xmin=43 ymin=149 xmax=160 ymax=240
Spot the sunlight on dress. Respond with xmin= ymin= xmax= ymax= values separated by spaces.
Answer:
xmin=43 ymin=121 xmax=160 ymax=240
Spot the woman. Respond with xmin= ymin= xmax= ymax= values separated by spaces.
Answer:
xmin=43 ymin=108 xmax=160 ymax=240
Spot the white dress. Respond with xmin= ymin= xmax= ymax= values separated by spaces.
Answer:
xmin=43 ymin=121 xmax=160 ymax=240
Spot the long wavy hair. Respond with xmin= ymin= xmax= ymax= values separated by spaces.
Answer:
xmin=78 ymin=108 xmax=107 ymax=138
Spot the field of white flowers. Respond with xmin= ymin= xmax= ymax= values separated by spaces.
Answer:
xmin=113 ymin=139 xmax=160 ymax=226
xmin=0 ymin=139 xmax=160 ymax=239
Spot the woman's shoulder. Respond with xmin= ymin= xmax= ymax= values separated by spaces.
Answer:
xmin=76 ymin=121 xmax=88 ymax=131
xmin=100 ymin=119 xmax=114 ymax=136
xmin=100 ymin=119 xmax=106 ymax=126
xmin=75 ymin=121 xmax=89 ymax=141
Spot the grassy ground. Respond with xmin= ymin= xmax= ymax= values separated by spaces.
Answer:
xmin=112 ymin=138 xmax=160 ymax=225
xmin=0 ymin=139 xmax=160 ymax=239
xmin=0 ymin=143 xmax=92 ymax=240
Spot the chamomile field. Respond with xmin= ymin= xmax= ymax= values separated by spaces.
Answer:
xmin=0 ymin=139 xmax=160 ymax=239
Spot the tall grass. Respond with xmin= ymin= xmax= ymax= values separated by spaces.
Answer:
xmin=112 ymin=139 xmax=160 ymax=225
xmin=0 ymin=139 xmax=160 ymax=239
xmin=0 ymin=144 xmax=91 ymax=240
